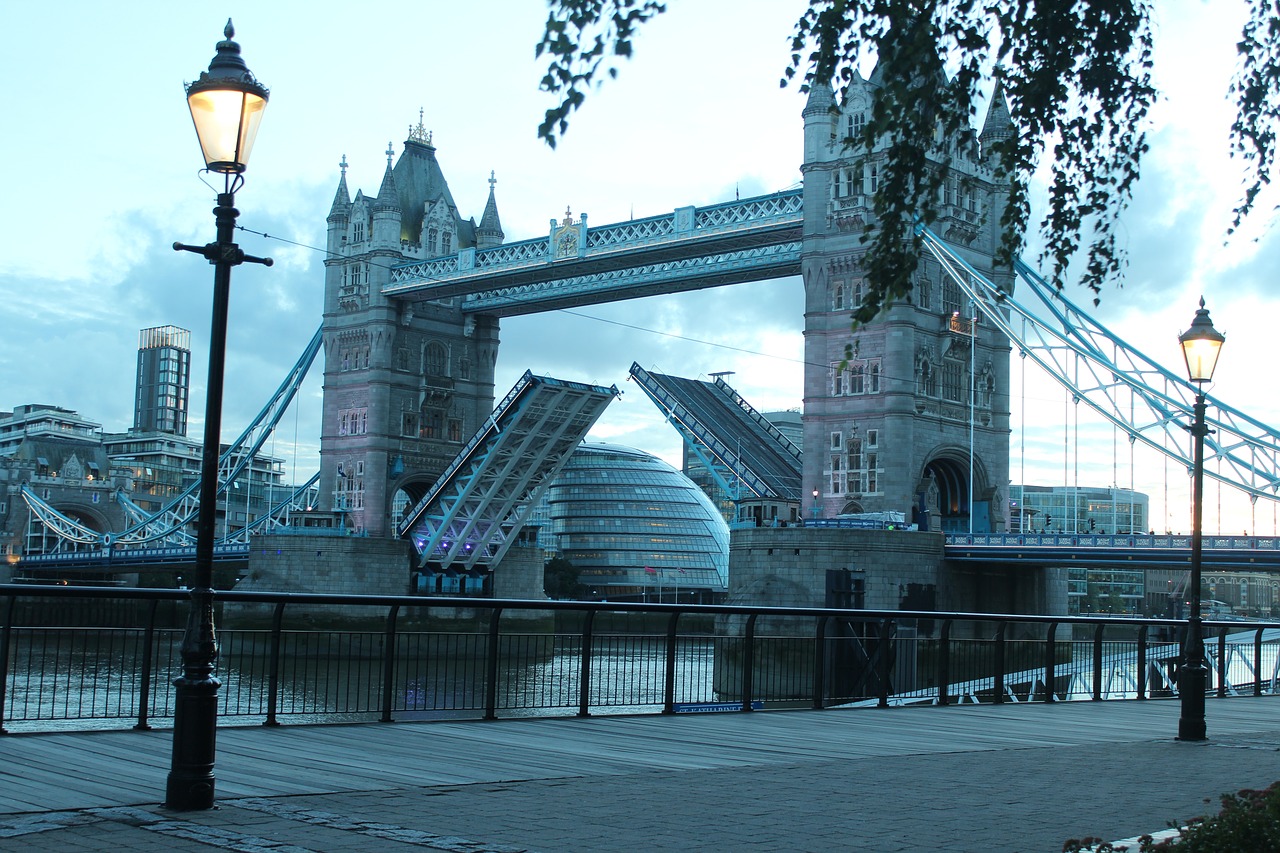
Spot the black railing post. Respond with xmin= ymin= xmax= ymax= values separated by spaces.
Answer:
xmin=813 ymin=616 xmax=828 ymax=710
xmin=380 ymin=604 xmax=400 ymax=723
xmin=486 ymin=607 xmax=503 ymax=720
xmin=1216 ymin=628 xmax=1227 ymax=698
xmin=0 ymin=594 xmax=13 ymax=734
xmin=577 ymin=609 xmax=595 ymax=717
xmin=662 ymin=611 xmax=680 ymax=714
xmin=937 ymin=620 xmax=952 ymax=706
xmin=263 ymin=602 xmax=285 ymax=727
xmin=1043 ymin=622 xmax=1058 ymax=703
xmin=1092 ymin=623 xmax=1105 ymax=700
xmin=741 ymin=613 xmax=758 ymax=712
xmin=1254 ymin=627 xmax=1265 ymax=697
xmin=1136 ymin=625 xmax=1148 ymax=700
xmin=135 ymin=598 xmax=160 ymax=730
xmin=877 ymin=619 xmax=894 ymax=708
xmin=993 ymin=622 xmax=1007 ymax=704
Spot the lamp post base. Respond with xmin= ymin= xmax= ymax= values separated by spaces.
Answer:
xmin=1177 ymin=662 xmax=1207 ymax=742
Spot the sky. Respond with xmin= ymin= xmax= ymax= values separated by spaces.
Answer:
xmin=3 ymin=1 xmax=1278 ymax=536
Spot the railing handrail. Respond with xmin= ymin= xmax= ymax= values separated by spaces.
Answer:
xmin=6 ymin=583 xmax=1273 ymax=630
xmin=3 ymin=583 xmax=1278 ymax=735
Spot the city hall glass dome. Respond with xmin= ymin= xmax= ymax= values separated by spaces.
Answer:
xmin=544 ymin=443 xmax=729 ymax=600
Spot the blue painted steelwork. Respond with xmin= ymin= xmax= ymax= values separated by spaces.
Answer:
xmin=628 ymin=363 xmax=801 ymax=502
xmin=398 ymin=371 xmax=620 ymax=571
xmin=918 ymin=225 xmax=1280 ymax=505
xmin=383 ymin=190 xmax=803 ymax=314
xmin=19 ymin=328 xmax=324 ymax=550
xmin=17 ymin=542 xmax=250 ymax=568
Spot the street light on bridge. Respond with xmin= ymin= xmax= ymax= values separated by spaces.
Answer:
xmin=1176 ymin=297 xmax=1225 ymax=742
xmin=166 ymin=20 xmax=271 ymax=811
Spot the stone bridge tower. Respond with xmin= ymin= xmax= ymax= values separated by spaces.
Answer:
xmin=800 ymin=77 xmax=1015 ymax=533
xmin=318 ymin=119 xmax=504 ymax=536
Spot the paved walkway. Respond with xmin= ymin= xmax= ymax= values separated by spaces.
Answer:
xmin=2 ymin=698 xmax=1279 ymax=851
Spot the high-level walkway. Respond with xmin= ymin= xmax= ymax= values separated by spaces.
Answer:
xmin=2 ymin=698 xmax=1279 ymax=851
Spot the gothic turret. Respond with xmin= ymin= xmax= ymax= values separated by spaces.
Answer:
xmin=371 ymin=144 xmax=402 ymax=248
xmin=979 ymin=75 xmax=1015 ymax=155
xmin=476 ymin=171 xmax=505 ymax=249
xmin=326 ymin=155 xmax=352 ymax=253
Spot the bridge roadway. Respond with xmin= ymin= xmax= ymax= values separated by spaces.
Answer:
xmin=18 ymin=530 xmax=1280 ymax=575
xmin=943 ymin=531 xmax=1280 ymax=570
xmin=3 ymin=697 xmax=1279 ymax=851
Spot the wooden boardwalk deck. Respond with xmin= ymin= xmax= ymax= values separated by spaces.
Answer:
xmin=4 ymin=696 xmax=1280 ymax=815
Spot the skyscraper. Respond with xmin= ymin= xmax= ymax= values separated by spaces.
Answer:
xmin=134 ymin=326 xmax=191 ymax=436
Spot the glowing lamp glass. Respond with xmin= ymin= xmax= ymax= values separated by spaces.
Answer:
xmin=187 ymin=87 xmax=266 ymax=174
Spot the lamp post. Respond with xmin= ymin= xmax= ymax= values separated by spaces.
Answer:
xmin=166 ymin=20 xmax=271 ymax=811
xmin=812 ymin=487 xmax=820 ymax=519
xmin=1176 ymin=297 xmax=1224 ymax=742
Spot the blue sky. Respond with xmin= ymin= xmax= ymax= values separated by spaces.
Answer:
xmin=3 ymin=1 xmax=1277 ymax=533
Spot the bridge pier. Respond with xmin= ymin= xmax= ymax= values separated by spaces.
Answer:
xmin=728 ymin=526 xmax=1067 ymax=617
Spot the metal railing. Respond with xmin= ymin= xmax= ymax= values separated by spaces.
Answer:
xmin=2 ymin=584 xmax=1278 ymax=733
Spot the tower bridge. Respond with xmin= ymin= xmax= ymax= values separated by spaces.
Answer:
xmin=12 ymin=71 xmax=1280 ymax=615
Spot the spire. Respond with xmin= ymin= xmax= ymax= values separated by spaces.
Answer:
xmin=803 ymin=80 xmax=835 ymax=118
xmin=980 ymin=72 xmax=1014 ymax=152
xmin=374 ymin=142 xmax=400 ymax=212
xmin=477 ymin=170 xmax=504 ymax=246
xmin=328 ymin=154 xmax=351 ymax=220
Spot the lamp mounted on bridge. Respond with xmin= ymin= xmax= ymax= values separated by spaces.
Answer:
xmin=166 ymin=20 xmax=272 ymax=811
xmin=1176 ymin=297 xmax=1225 ymax=743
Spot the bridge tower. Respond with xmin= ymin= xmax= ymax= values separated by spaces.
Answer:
xmin=319 ymin=119 xmax=504 ymax=536
xmin=800 ymin=76 xmax=1015 ymax=533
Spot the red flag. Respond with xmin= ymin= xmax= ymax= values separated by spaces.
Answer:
xmin=644 ymin=566 xmax=657 ymax=574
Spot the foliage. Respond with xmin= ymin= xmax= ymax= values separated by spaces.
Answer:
xmin=537 ymin=1 xmax=1280 ymax=319
xmin=1062 ymin=780 xmax=1280 ymax=852
xmin=544 ymin=555 xmax=584 ymax=599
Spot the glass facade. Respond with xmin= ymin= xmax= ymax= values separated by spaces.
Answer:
xmin=134 ymin=326 xmax=191 ymax=436
xmin=544 ymin=443 xmax=729 ymax=600
xmin=1009 ymin=485 xmax=1148 ymax=535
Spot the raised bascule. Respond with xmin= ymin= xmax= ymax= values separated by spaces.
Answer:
xmin=12 ymin=72 xmax=1280 ymax=611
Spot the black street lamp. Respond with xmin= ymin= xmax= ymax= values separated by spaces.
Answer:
xmin=166 ymin=20 xmax=271 ymax=811
xmin=1176 ymin=297 xmax=1225 ymax=742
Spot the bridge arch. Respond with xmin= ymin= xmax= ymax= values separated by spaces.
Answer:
xmin=920 ymin=450 xmax=989 ymax=533
xmin=389 ymin=473 xmax=437 ymax=535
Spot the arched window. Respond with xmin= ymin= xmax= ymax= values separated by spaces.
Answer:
xmin=427 ymin=227 xmax=438 ymax=255
xmin=834 ymin=284 xmax=845 ymax=311
xmin=424 ymin=342 xmax=447 ymax=378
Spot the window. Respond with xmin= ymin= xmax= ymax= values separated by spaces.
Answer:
xmin=849 ymin=364 xmax=864 ymax=395
xmin=864 ymin=164 xmax=880 ymax=194
xmin=448 ymin=419 xmax=463 ymax=443
xmin=422 ymin=410 xmax=443 ymax=439
xmin=832 ymin=365 xmax=845 ymax=396
xmin=425 ymin=342 xmax=447 ymax=377
xmin=442 ymin=232 xmax=452 ymax=254
xmin=830 ymin=431 xmax=843 ymax=451
xmin=834 ymin=283 xmax=844 ymax=310
xmin=428 ymin=227 xmax=438 ymax=255
xmin=402 ymin=413 xmax=418 ymax=437
xmin=338 ymin=407 xmax=368 ymax=436
xmin=868 ymin=361 xmax=881 ymax=394
xmin=942 ymin=361 xmax=965 ymax=403
xmin=866 ymin=429 xmax=878 ymax=448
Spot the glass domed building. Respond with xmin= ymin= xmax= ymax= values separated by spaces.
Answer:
xmin=542 ymin=442 xmax=729 ymax=602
